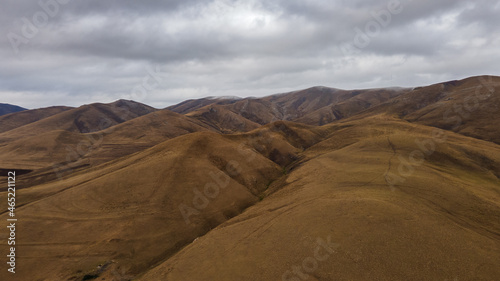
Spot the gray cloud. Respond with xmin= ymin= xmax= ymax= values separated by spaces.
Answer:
xmin=1 ymin=0 xmax=499 ymax=109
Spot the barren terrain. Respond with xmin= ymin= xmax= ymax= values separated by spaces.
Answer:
xmin=1 ymin=76 xmax=499 ymax=281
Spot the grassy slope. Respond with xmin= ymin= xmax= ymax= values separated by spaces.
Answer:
xmin=0 ymin=77 xmax=499 ymax=280
xmin=138 ymin=117 xmax=500 ymax=281
xmin=0 ymin=106 xmax=73 ymax=134
xmin=1 ymin=117 xmax=498 ymax=280
xmin=0 ymin=132 xmax=283 ymax=281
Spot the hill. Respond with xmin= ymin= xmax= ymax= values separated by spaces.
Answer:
xmin=0 ymin=132 xmax=284 ymax=280
xmin=0 ymin=100 xmax=156 ymax=143
xmin=139 ymin=117 xmax=500 ymax=281
xmin=166 ymin=97 xmax=241 ymax=114
xmin=0 ymin=106 xmax=73 ymax=133
xmin=0 ymin=76 xmax=499 ymax=280
xmin=1 ymin=117 xmax=499 ymax=280
xmin=0 ymin=100 xmax=159 ymax=188
xmin=169 ymin=86 xmax=408 ymax=128
xmin=0 ymin=109 xmax=214 ymax=187
xmin=356 ymin=75 xmax=500 ymax=144
xmin=87 ymin=109 xmax=215 ymax=165
xmin=0 ymin=103 xmax=26 ymax=116
xmin=186 ymin=104 xmax=261 ymax=133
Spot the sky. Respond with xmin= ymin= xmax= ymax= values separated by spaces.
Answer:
xmin=1 ymin=0 xmax=499 ymax=109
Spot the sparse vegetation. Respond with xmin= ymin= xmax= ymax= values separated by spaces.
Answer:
xmin=1 ymin=76 xmax=500 ymax=280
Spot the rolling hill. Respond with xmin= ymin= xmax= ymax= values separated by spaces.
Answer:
xmin=1 ymin=116 xmax=499 ymax=280
xmin=169 ymin=86 xmax=408 ymax=128
xmin=356 ymin=75 xmax=500 ymax=144
xmin=0 ymin=131 xmax=284 ymax=280
xmin=139 ymin=117 xmax=500 ymax=281
xmin=0 ymin=100 xmax=156 ymax=143
xmin=0 ymin=106 xmax=73 ymax=134
xmin=185 ymin=104 xmax=261 ymax=133
xmin=0 ymin=108 xmax=215 ymax=188
xmin=0 ymin=100 xmax=155 ymax=166
xmin=0 ymin=75 xmax=499 ymax=281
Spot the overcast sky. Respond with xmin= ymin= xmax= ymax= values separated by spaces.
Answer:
xmin=1 ymin=0 xmax=499 ymax=109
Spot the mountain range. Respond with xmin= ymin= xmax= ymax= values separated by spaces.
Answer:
xmin=0 ymin=75 xmax=499 ymax=281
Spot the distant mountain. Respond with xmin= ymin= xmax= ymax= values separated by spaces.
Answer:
xmin=0 ymin=99 xmax=157 ymax=171
xmin=186 ymin=104 xmax=261 ymax=133
xmin=0 ymin=103 xmax=26 ymax=116
xmin=88 ymin=109 xmax=215 ymax=164
xmin=168 ymin=86 xmax=408 ymax=128
xmin=0 ymin=99 xmax=156 ymax=142
xmin=1 ymin=76 xmax=500 ymax=281
xmin=0 ymin=106 xmax=213 ymax=185
xmin=5 ymin=109 xmax=500 ymax=281
xmin=355 ymin=75 xmax=500 ymax=144
xmin=167 ymin=97 xmax=241 ymax=114
xmin=0 ymin=106 xmax=73 ymax=133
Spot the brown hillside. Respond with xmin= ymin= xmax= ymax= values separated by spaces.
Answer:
xmin=139 ymin=117 xmax=500 ymax=281
xmin=0 ymin=76 xmax=499 ymax=280
xmin=0 ymin=116 xmax=499 ymax=280
xmin=295 ymin=88 xmax=407 ymax=125
xmin=0 ymin=132 xmax=283 ymax=281
xmin=186 ymin=104 xmax=261 ymax=133
xmin=0 ymin=130 xmax=88 ymax=170
xmin=356 ymin=75 xmax=500 ymax=144
xmin=0 ymin=109 xmax=214 ymax=189
xmin=88 ymin=109 xmax=215 ymax=164
xmin=0 ymin=100 xmax=156 ymax=144
xmin=169 ymin=86 xmax=408 ymax=127
xmin=0 ymin=106 xmax=73 ymax=133
xmin=166 ymin=97 xmax=241 ymax=114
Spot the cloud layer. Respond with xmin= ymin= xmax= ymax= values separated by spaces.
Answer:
xmin=1 ymin=0 xmax=499 ymax=108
